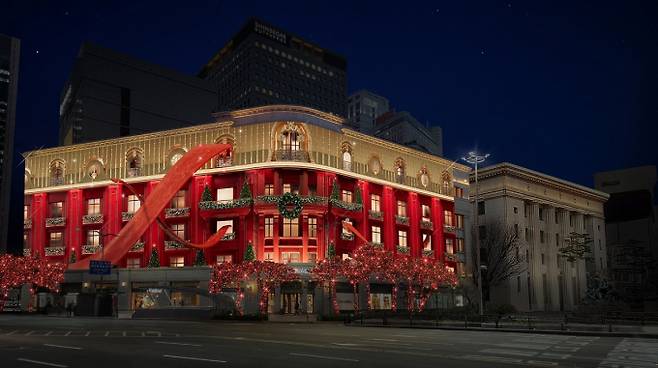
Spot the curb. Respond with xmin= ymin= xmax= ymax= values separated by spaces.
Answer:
xmin=345 ymin=323 xmax=658 ymax=339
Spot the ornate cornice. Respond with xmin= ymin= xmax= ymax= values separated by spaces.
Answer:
xmin=472 ymin=163 xmax=609 ymax=203
xmin=213 ymin=104 xmax=345 ymax=126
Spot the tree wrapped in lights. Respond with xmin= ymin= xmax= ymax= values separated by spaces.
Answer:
xmin=310 ymin=258 xmax=343 ymax=315
xmin=251 ymin=261 xmax=298 ymax=315
xmin=209 ymin=260 xmax=298 ymax=316
xmin=0 ymin=255 xmax=66 ymax=311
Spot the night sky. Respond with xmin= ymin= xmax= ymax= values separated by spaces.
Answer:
xmin=3 ymin=1 xmax=658 ymax=252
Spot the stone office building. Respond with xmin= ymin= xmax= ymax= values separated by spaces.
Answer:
xmin=473 ymin=163 xmax=609 ymax=312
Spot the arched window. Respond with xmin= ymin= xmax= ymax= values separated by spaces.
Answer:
xmin=273 ymin=122 xmax=308 ymax=161
xmin=394 ymin=158 xmax=405 ymax=184
xmin=49 ymin=159 xmax=65 ymax=186
xmin=126 ymin=148 xmax=143 ymax=177
xmin=341 ymin=142 xmax=352 ymax=171
xmin=442 ymin=172 xmax=452 ymax=194
xmin=167 ymin=146 xmax=187 ymax=168
xmin=419 ymin=166 xmax=430 ymax=188
xmin=86 ymin=158 xmax=104 ymax=181
xmin=213 ymin=135 xmax=234 ymax=168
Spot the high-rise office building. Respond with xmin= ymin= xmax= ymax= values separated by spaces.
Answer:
xmin=59 ymin=43 xmax=217 ymax=145
xmin=0 ymin=34 xmax=19 ymax=253
xmin=198 ymin=18 xmax=347 ymax=116
xmin=594 ymin=166 xmax=658 ymax=310
xmin=347 ymin=90 xmax=443 ymax=156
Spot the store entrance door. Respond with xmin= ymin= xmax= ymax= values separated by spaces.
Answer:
xmin=281 ymin=293 xmax=301 ymax=314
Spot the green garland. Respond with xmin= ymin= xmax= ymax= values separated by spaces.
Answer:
xmin=278 ymin=192 xmax=303 ymax=219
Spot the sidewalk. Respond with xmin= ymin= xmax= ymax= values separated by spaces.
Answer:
xmin=346 ymin=318 xmax=658 ymax=338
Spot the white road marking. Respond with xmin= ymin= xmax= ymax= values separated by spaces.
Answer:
xmin=333 ymin=343 xmax=359 ymax=347
xmin=104 ymin=331 xmax=109 ymax=337
xmin=16 ymin=358 xmax=68 ymax=367
xmin=289 ymin=353 xmax=359 ymax=362
xmin=85 ymin=331 xmax=90 ymax=336
xmin=25 ymin=330 xmax=35 ymax=336
xmin=6 ymin=330 xmax=18 ymax=335
xmin=597 ymin=338 xmax=658 ymax=368
xmin=540 ymin=352 xmax=571 ymax=359
xmin=163 ymin=355 xmax=226 ymax=363
xmin=45 ymin=331 xmax=53 ymax=336
xmin=155 ymin=341 xmax=202 ymax=347
xmin=369 ymin=338 xmax=399 ymax=342
xmin=496 ymin=343 xmax=551 ymax=350
xmin=480 ymin=348 xmax=538 ymax=357
xmin=44 ymin=343 xmax=82 ymax=350
xmin=64 ymin=331 xmax=71 ymax=336
xmin=392 ymin=334 xmax=417 ymax=338
xmin=526 ymin=360 xmax=558 ymax=366
xmin=460 ymin=354 xmax=523 ymax=364
xmin=122 ymin=331 xmax=126 ymax=337
xmin=551 ymin=346 xmax=579 ymax=352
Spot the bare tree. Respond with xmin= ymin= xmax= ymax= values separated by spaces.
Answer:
xmin=472 ymin=221 xmax=525 ymax=292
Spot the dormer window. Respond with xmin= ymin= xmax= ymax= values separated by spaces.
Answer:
xmin=126 ymin=148 xmax=143 ymax=177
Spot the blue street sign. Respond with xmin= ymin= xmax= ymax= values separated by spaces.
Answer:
xmin=89 ymin=260 xmax=112 ymax=275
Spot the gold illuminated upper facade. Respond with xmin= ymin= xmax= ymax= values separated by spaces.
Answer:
xmin=24 ymin=105 xmax=469 ymax=198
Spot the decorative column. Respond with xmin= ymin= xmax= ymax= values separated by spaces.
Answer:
xmin=358 ymin=180 xmax=370 ymax=243
xmin=431 ymin=198 xmax=445 ymax=261
xmin=256 ymin=215 xmax=265 ymax=261
xmin=408 ymin=192 xmax=420 ymax=258
xmin=316 ymin=216 xmax=325 ymax=261
xmin=382 ymin=187 xmax=396 ymax=252
xmin=273 ymin=215 xmax=280 ymax=262
xmin=529 ymin=203 xmax=543 ymax=310
xmin=145 ymin=181 xmax=164 ymax=265
xmin=31 ymin=193 xmax=47 ymax=257
xmin=66 ymin=189 xmax=83 ymax=263
xmin=301 ymin=215 xmax=309 ymax=262
xmin=103 ymin=184 xmax=122 ymax=252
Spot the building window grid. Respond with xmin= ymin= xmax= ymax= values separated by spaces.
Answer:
xmin=50 ymin=202 xmax=63 ymax=217
xmin=370 ymin=194 xmax=381 ymax=212
xmin=171 ymin=190 xmax=186 ymax=208
xmin=282 ymin=217 xmax=299 ymax=237
xmin=127 ymin=195 xmax=140 ymax=213
xmin=397 ymin=201 xmax=407 ymax=217
xmin=398 ymin=230 xmax=407 ymax=247
xmin=371 ymin=226 xmax=382 ymax=244
xmin=264 ymin=217 xmax=274 ymax=238
xmin=341 ymin=190 xmax=352 ymax=203
xmin=86 ymin=230 xmax=101 ymax=246
xmin=87 ymin=198 xmax=101 ymax=215
xmin=49 ymin=232 xmax=63 ymax=247
xmin=444 ymin=210 xmax=454 ymax=226
xmin=308 ymin=217 xmax=317 ymax=238
xmin=421 ymin=205 xmax=431 ymax=222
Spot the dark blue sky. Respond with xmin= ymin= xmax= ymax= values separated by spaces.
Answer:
xmin=3 ymin=1 xmax=657 ymax=251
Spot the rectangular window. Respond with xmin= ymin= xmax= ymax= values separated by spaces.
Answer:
xmin=421 ymin=205 xmax=431 ymax=222
xmin=477 ymin=201 xmax=485 ymax=215
xmin=170 ymin=256 xmax=185 ymax=268
xmin=598 ymin=239 xmax=601 ymax=250
xmin=444 ymin=210 xmax=454 ymax=226
xmin=555 ymin=209 xmax=560 ymax=224
xmin=216 ymin=255 xmax=232 ymax=264
xmin=517 ymin=276 xmax=521 ymax=293
xmin=283 ymin=183 xmax=292 ymax=194
xmin=50 ymin=202 xmax=63 ymax=217
xmin=217 ymin=187 xmax=234 ymax=203
xmin=282 ymin=217 xmax=299 ymax=237
xmin=370 ymin=194 xmax=381 ymax=212
xmin=569 ymin=214 xmax=574 ymax=227
xmin=308 ymin=252 xmax=317 ymax=263
xmin=513 ymin=206 xmax=518 ymax=214
xmin=525 ymin=228 xmax=529 ymax=241
xmin=127 ymin=258 xmax=141 ymax=269
xmin=371 ymin=226 xmax=381 ymax=243
xmin=49 ymin=232 xmax=63 ymax=247
xmin=264 ymin=184 xmax=274 ymax=195
xmin=171 ymin=190 xmax=186 ymax=208
xmin=23 ymin=233 xmax=29 ymax=249
xmin=87 ymin=198 xmax=101 ymax=214
xmin=455 ymin=214 xmax=464 ymax=229
xmin=539 ymin=208 xmax=544 ymax=221
xmin=514 ymin=224 xmax=519 ymax=236
xmin=308 ymin=217 xmax=317 ymax=238
xmin=281 ymin=252 xmax=300 ymax=264
xmin=127 ymin=195 xmax=140 ymax=213
xmin=24 ymin=205 xmax=30 ymax=221
xmin=398 ymin=230 xmax=407 ymax=247
xmin=524 ymin=204 xmax=529 ymax=218
xmin=445 ymin=238 xmax=454 ymax=254
xmin=342 ymin=219 xmax=352 ymax=235
xmin=217 ymin=219 xmax=234 ymax=234
xmin=456 ymin=238 xmax=464 ymax=252
xmin=86 ymin=230 xmax=101 ymax=246
xmin=264 ymin=252 xmax=274 ymax=262
xmin=540 ymin=230 xmax=545 ymax=243
xmin=423 ymin=233 xmax=432 ymax=250
xmin=171 ymin=223 xmax=185 ymax=239
xmin=341 ymin=190 xmax=352 ymax=203
xmin=264 ymin=217 xmax=274 ymax=238
xmin=397 ymin=201 xmax=407 ymax=217
xmin=455 ymin=187 xmax=464 ymax=198
xmin=479 ymin=225 xmax=487 ymax=240
xmin=541 ymin=253 xmax=545 ymax=265
xmin=556 ymin=233 xmax=560 ymax=247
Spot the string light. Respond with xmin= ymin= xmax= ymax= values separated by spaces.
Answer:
xmin=0 ymin=254 xmax=66 ymax=310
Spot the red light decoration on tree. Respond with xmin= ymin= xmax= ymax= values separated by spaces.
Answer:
xmin=0 ymin=254 xmax=66 ymax=311
xmin=209 ymin=260 xmax=298 ymax=315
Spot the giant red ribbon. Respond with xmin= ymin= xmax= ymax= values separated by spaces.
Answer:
xmin=69 ymin=143 xmax=232 ymax=270
xmin=341 ymin=220 xmax=368 ymax=245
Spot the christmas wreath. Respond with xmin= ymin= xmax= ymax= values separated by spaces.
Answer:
xmin=278 ymin=192 xmax=303 ymax=219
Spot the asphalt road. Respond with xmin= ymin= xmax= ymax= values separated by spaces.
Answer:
xmin=0 ymin=315 xmax=656 ymax=368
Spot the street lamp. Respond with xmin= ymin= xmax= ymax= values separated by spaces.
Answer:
xmin=462 ymin=151 xmax=489 ymax=317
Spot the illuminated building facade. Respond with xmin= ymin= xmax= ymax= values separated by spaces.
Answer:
xmin=22 ymin=105 xmax=468 ymax=316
